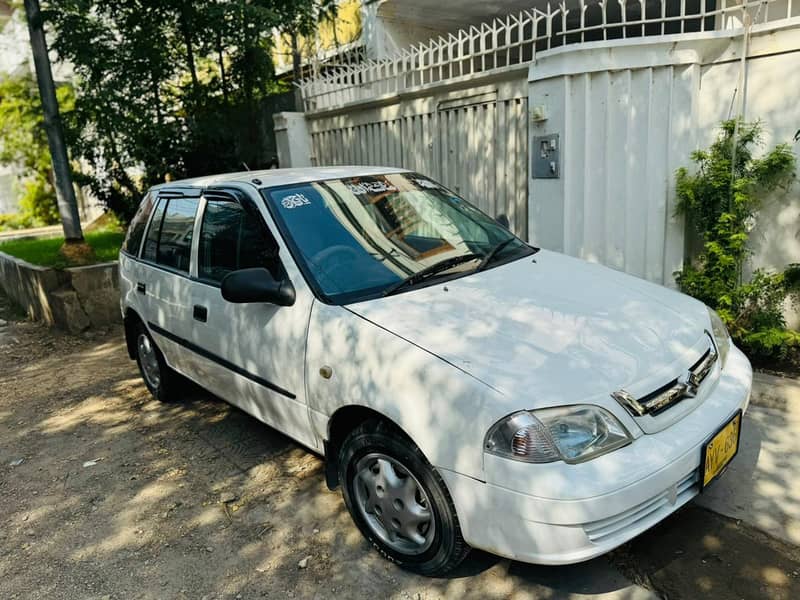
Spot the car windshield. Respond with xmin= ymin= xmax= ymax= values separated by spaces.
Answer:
xmin=262 ymin=172 xmax=533 ymax=304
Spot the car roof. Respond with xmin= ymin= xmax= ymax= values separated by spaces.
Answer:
xmin=149 ymin=166 xmax=412 ymax=192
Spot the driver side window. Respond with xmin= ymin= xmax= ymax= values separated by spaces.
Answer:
xmin=198 ymin=199 xmax=278 ymax=284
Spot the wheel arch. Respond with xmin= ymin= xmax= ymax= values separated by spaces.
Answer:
xmin=123 ymin=307 xmax=145 ymax=360
xmin=324 ymin=405 xmax=414 ymax=490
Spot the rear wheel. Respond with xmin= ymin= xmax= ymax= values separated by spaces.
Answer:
xmin=338 ymin=419 xmax=469 ymax=576
xmin=134 ymin=323 xmax=183 ymax=402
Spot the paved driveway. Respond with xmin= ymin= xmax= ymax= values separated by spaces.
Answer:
xmin=1 ymin=297 xmax=798 ymax=599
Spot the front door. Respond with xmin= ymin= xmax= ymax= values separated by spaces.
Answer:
xmin=186 ymin=189 xmax=317 ymax=450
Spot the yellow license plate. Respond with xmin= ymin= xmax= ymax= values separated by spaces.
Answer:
xmin=701 ymin=411 xmax=742 ymax=489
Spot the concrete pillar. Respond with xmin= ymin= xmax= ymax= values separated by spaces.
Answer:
xmin=273 ymin=112 xmax=313 ymax=168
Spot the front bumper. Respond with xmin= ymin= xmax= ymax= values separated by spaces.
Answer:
xmin=439 ymin=344 xmax=753 ymax=565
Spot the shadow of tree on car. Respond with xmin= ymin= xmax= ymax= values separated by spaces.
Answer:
xmin=2 ymin=318 xmax=799 ymax=600
xmin=0 ymin=326 xmax=652 ymax=599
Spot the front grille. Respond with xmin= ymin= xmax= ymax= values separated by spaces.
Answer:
xmin=584 ymin=470 xmax=699 ymax=543
xmin=612 ymin=336 xmax=718 ymax=417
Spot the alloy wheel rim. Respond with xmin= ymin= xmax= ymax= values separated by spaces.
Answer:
xmin=137 ymin=333 xmax=161 ymax=389
xmin=353 ymin=453 xmax=435 ymax=555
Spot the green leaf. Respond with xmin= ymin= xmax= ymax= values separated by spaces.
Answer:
xmin=673 ymin=118 xmax=798 ymax=365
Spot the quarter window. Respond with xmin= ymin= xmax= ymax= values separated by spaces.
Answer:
xmin=122 ymin=192 xmax=154 ymax=256
xmin=198 ymin=199 xmax=278 ymax=283
xmin=141 ymin=197 xmax=167 ymax=263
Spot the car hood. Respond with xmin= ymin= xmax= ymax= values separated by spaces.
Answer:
xmin=347 ymin=250 xmax=711 ymax=409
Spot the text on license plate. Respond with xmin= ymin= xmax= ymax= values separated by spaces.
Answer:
xmin=702 ymin=411 xmax=742 ymax=488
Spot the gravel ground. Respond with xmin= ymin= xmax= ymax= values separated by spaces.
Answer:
xmin=1 ymin=291 xmax=799 ymax=600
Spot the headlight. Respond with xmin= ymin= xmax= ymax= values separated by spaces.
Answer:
xmin=707 ymin=307 xmax=730 ymax=367
xmin=484 ymin=405 xmax=632 ymax=464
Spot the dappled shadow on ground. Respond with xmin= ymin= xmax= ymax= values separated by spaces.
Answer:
xmin=0 ymin=309 xmax=797 ymax=599
xmin=0 ymin=318 xmax=650 ymax=599
xmin=614 ymin=505 xmax=800 ymax=600
xmin=695 ymin=405 xmax=800 ymax=547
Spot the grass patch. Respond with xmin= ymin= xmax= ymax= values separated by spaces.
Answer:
xmin=0 ymin=226 xmax=124 ymax=269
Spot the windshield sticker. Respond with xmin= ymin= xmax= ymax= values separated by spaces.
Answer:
xmin=346 ymin=181 xmax=398 ymax=195
xmin=281 ymin=193 xmax=312 ymax=209
xmin=412 ymin=178 xmax=441 ymax=190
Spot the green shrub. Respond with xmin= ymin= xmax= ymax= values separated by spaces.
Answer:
xmin=674 ymin=120 xmax=798 ymax=364
xmin=19 ymin=176 xmax=60 ymax=225
xmin=0 ymin=74 xmax=64 ymax=227
xmin=0 ymin=212 xmax=34 ymax=231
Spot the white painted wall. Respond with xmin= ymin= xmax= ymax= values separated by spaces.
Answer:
xmin=0 ymin=167 xmax=19 ymax=214
xmin=0 ymin=6 xmax=73 ymax=80
xmin=274 ymin=112 xmax=314 ymax=168
xmin=528 ymin=21 xmax=800 ymax=300
xmin=362 ymin=0 xmax=451 ymax=59
xmin=695 ymin=26 xmax=800 ymax=288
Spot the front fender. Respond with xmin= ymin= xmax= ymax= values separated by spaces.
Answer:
xmin=305 ymin=302 xmax=505 ymax=481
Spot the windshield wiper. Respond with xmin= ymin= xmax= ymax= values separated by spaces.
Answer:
xmin=477 ymin=238 xmax=516 ymax=272
xmin=382 ymin=253 xmax=482 ymax=297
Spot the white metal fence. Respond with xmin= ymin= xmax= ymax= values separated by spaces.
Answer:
xmin=298 ymin=0 xmax=793 ymax=112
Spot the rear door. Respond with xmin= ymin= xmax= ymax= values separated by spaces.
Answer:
xmin=138 ymin=191 xmax=201 ymax=374
xmin=185 ymin=188 xmax=318 ymax=450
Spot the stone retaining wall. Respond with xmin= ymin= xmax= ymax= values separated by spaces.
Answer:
xmin=0 ymin=251 xmax=120 ymax=333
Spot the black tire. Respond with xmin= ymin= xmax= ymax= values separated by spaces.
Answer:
xmin=133 ymin=322 xmax=183 ymax=402
xmin=338 ymin=419 xmax=470 ymax=576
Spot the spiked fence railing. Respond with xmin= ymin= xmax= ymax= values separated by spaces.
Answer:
xmin=298 ymin=0 xmax=791 ymax=112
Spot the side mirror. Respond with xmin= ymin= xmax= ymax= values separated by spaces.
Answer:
xmin=495 ymin=213 xmax=510 ymax=229
xmin=220 ymin=268 xmax=296 ymax=306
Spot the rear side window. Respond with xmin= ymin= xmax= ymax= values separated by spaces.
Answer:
xmin=198 ymin=199 xmax=278 ymax=283
xmin=121 ymin=193 xmax=154 ymax=256
xmin=155 ymin=198 xmax=198 ymax=273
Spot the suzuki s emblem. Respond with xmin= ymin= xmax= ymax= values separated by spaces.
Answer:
xmin=677 ymin=370 xmax=699 ymax=398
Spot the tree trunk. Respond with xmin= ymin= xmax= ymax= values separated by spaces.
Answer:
xmin=179 ymin=4 xmax=200 ymax=98
xmin=102 ymin=125 xmax=139 ymax=196
xmin=23 ymin=0 xmax=83 ymax=241
xmin=216 ymin=31 xmax=228 ymax=105
xmin=214 ymin=0 xmax=228 ymax=105
xmin=291 ymin=32 xmax=303 ymax=112
xmin=151 ymin=70 xmax=163 ymax=127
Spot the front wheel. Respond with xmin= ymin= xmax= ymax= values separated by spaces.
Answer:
xmin=338 ymin=420 xmax=470 ymax=576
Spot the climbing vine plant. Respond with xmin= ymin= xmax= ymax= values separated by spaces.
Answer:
xmin=675 ymin=119 xmax=800 ymax=363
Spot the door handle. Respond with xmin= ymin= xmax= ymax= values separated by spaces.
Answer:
xmin=136 ymin=282 xmax=146 ymax=294
xmin=193 ymin=305 xmax=208 ymax=323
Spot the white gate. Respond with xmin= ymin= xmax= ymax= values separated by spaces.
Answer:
xmin=307 ymin=77 xmax=529 ymax=238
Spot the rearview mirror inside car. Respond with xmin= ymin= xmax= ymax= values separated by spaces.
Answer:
xmin=220 ymin=268 xmax=296 ymax=306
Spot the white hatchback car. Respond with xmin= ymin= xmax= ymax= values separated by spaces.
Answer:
xmin=120 ymin=167 xmax=752 ymax=575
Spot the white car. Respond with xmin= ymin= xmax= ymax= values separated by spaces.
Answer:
xmin=119 ymin=167 xmax=751 ymax=575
